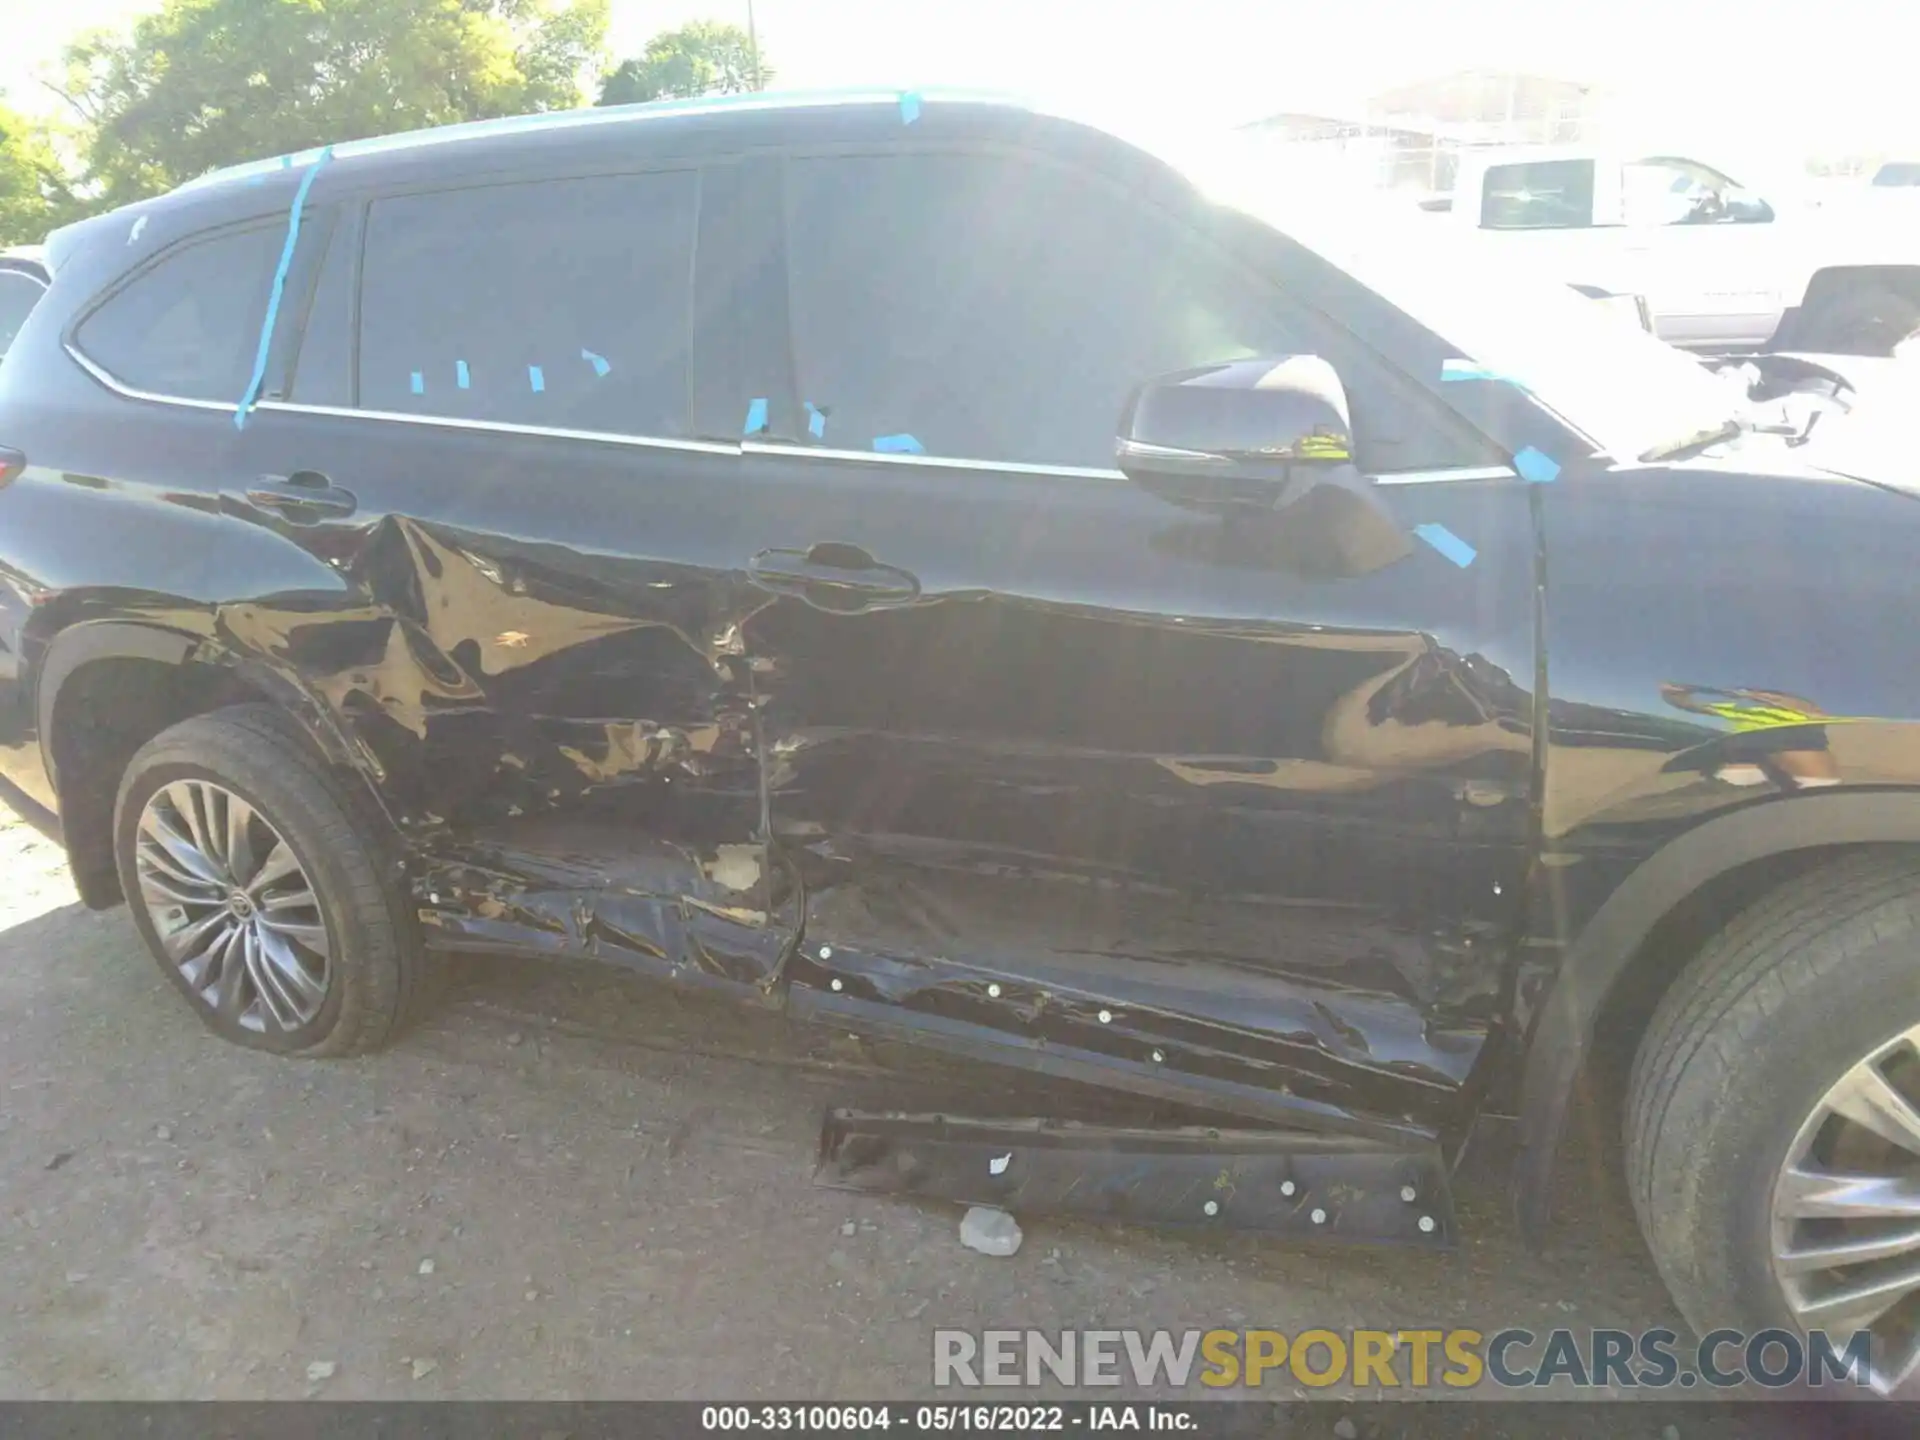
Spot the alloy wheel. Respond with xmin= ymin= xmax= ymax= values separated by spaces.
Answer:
xmin=133 ymin=779 xmax=331 ymax=1034
xmin=1770 ymin=1022 xmax=1920 ymax=1394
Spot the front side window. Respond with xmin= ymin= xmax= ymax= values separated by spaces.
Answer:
xmin=358 ymin=171 xmax=698 ymax=437
xmin=1480 ymin=159 xmax=1596 ymax=229
xmin=783 ymin=152 xmax=1316 ymax=470
xmin=783 ymin=150 xmax=1494 ymax=474
xmin=74 ymin=226 xmax=282 ymax=400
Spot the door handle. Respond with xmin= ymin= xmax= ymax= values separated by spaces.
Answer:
xmin=244 ymin=471 xmax=357 ymax=520
xmin=747 ymin=543 xmax=921 ymax=614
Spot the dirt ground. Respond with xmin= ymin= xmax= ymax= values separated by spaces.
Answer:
xmin=0 ymin=806 xmax=1680 ymax=1404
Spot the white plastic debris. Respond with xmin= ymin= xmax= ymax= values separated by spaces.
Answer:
xmin=305 ymin=1361 xmax=336 ymax=1383
xmin=959 ymin=1205 xmax=1022 ymax=1257
xmin=988 ymin=1153 xmax=1012 ymax=1176
xmin=417 ymin=1257 xmax=436 ymax=1275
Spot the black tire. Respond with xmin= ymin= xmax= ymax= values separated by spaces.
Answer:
xmin=1625 ymin=850 xmax=1920 ymax=1382
xmin=113 ymin=703 xmax=441 ymax=1056
xmin=1791 ymin=282 xmax=1920 ymax=356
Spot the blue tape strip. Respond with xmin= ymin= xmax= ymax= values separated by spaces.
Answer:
xmin=456 ymin=360 xmax=470 ymax=390
xmin=805 ymin=402 xmax=826 ymax=439
xmin=900 ymin=91 xmax=922 ymax=125
xmin=1413 ymin=523 xmax=1476 ymax=568
xmin=582 ymin=348 xmax=611 ymax=377
xmin=873 ymin=433 xmax=925 ymax=455
xmin=1440 ymin=358 xmax=1521 ymax=384
xmin=528 ymin=365 xmax=545 ymax=393
xmin=1514 ymin=446 xmax=1561 ymax=484
xmin=233 ymin=146 xmax=333 ymax=429
xmin=410 ymin=371 xmax=425 ymax=395
xmin=744 ymin=397 xmax=768 ymax=435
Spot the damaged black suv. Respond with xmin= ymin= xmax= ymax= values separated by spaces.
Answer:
xmin=4 ymin=93 xmax=1920 ymax=1391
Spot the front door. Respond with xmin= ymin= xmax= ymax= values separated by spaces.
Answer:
xmin=225 ymin=158 xmax=797 ymax=988
xmin=736 ymin=144 xmax=1540 ymax=1136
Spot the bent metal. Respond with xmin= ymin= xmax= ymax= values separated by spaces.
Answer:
xmin=6 ymin=91 xmax=1920 ymax=1395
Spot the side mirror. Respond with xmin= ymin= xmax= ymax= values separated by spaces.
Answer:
xmin=1116 ymin=356 xmax=1359 ymax=512
xmin=1117 ymin=356 xmax=1412 ymax=573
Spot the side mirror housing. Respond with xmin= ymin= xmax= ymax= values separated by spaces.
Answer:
xmin=1117 ymin=356 xmax=1413 ymax=575
xmin=1116 ymin=356 xmax=1358 ymax=513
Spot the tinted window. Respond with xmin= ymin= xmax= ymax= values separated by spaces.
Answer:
xmin=74 ymin=225 xmax=281 ymax=399
xmin=358 ymin=172 xmax=697 ymax=436
xmin=1480 ymin=160 xmax=1595 ymax=229
xmin=783 ymin=153 xmax=1495 ymax=474
xmin=0 ymin=269 xmax=46 ymax=361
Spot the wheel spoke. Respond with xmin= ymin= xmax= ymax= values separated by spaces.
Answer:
xmin=1828 ymin=1060 xmax=1920 ymax=1159
xmin=159 ymin=908 xmax=232 ymax=966
xmin=257 ymin=910 xmax=329 ymax=957
xmin=208 ymin=924 xmax=249 ymax=1017
xmin=1788 ymin=1260 xmax=1920 ymax=1333
xmin=139 ymin=809 xmax=222 ymax=885
xmin=222 ymin=792 xmax=258 ymax=884
xmin=255 ymin=923 xmax=326 ymax=1007
xmin=1777 ymin=1165 xmax=1920 ymax=1220
xmin=1776 ymin=1222 xmax=1920 ymax=1273
xmin=165 ymin=783 xmax=220 ymax=873
xmin=138 ymin=866 xmax=225 ymax=910
xmin=244 ymin=927 xmax=305 ymax=1030
xmin=247 ymin=841 xmax=302 ymax=897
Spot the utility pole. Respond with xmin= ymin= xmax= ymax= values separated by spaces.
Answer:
xmin=746 ymin=0 xmax=764 ymax=91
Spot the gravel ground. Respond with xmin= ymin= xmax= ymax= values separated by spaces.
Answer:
xmin=0 ymin=807 xmax=1681 ymax=1406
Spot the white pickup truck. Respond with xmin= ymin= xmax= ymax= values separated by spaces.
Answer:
xmin=1425 ymin=147 xmax=1920 ymax=355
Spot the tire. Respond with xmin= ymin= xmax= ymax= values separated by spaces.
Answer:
xmin=1791 ymin=282 xmax=1920 ymax=356
xmin=113 ymin=703 xmax=441 ymax=1056
xmin=1626 ymin=850 xmax=1920 ymax=1393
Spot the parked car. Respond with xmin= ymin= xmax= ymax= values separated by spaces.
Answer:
xmin=1424 ymin=145 xmax=1920 ymax=354
xmin=7 ymin=93 xmax=1920 ymax=1392
xmin=0 ymin=245 xmax=50 ymax=363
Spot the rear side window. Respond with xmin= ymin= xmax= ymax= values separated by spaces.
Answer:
xmin=783 ymin=153 xmax=1314 ymax=469
xmin=0 ymin=269 xmax=46 ymax=361
xmin=1480 ymin=159 xmax=1596 ymax=229
xmin=357 ymin=171 xmax=697 ymax=437
xmin=74 ymin=225 xmax=282 ymax=400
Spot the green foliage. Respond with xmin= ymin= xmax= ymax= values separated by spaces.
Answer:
xmin=0 ymin=102 xmax=78 ymax=245
xmin=56 ymin=0 xmax=611 ymax=206
xmin=597 ymin=20 xmax=766 ymax=107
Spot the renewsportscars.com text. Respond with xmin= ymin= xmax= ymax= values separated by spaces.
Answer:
xmin=932 ymin=1327 xmax=1874 ymax=1391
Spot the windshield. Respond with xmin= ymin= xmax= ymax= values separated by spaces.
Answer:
xmin=1151 ymin=132 xmax=1746 ymax=462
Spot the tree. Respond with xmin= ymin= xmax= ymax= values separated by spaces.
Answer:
xmin=0 ymin=102 xmax=80 ymax=245
xmin=596 ymin=20 xmax=765 ymax=107
xmin=53 ymin=0 xmax=610 ymax=207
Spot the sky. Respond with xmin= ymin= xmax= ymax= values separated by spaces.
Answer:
xmin=4 ymin=0 xmax=1917 ymax=159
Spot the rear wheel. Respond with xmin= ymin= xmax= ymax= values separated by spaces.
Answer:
xmin=1627 ymin=851 xmax=1920 ymax=1395
xmin=1792 ymin=281 xmax=1920 ymax=355
xmin=113 ymin=704 xmax=440 ymax=1056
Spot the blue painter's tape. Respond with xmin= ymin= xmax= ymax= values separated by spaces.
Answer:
xmin=235 ymin=146 xmax=334 ymax=429
xmin=873 ymin=433 xmax=925 ymax=455
xmin=900 ymin=91 xmax=922 ymax=125
xmin=1514 ymin=446 xmax=1561 ymax=483
xmin=804 ymin=402 xmax=826 ymax=439
xmin=456 ymin=360 xmax=470 ymax=390
xmin=744 ymin=397 xmax=769 ymax=435
xmin=528 ymin=365 xmax=545 ymax=393
xmin=1413 ymin=523 xmax=1476 ymax=568
xmin=582 ymin=348 xmax=611 ymax=377
xmin=410 ymin=371 xmax=425 ymax=395
xmin=1441 ymin=358 xmax=1520 ymax=384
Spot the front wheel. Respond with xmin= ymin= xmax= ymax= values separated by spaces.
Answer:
xmin=113 ymin=704 xmax=440 ymax=1056
xmin=1627 ymin=851 xmax=1920 ymax=1395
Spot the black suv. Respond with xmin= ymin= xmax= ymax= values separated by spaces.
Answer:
xmin=3 ymin=93 xmax=1919 ymax=1390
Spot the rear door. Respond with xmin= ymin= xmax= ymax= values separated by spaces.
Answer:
xmin=224 ymin=159 xmax=797 ymax=986
xmin=738 ymin=143 xmax=1539 ymax=1134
